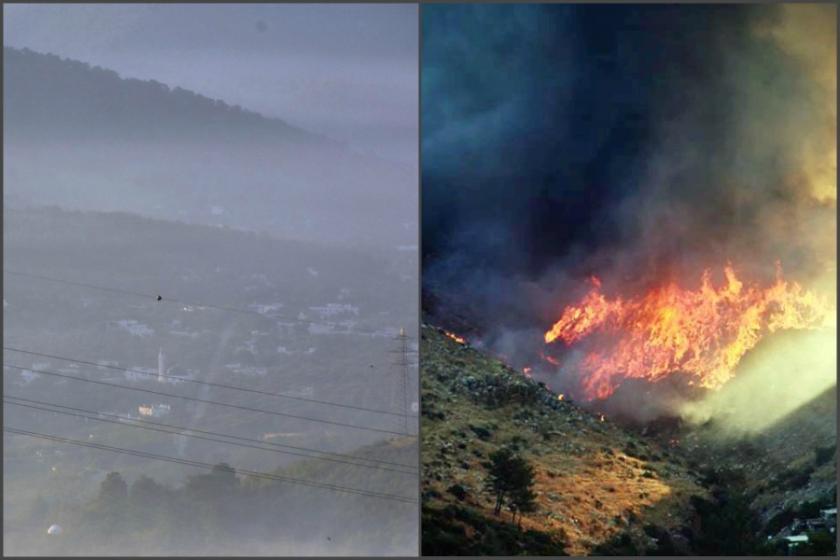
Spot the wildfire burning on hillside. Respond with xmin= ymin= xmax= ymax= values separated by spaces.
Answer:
xmin=444 ymin=330 xmax=467 ymax=345
xmin=423 ymin=5 xmax=836 ymax=427
xmin=544 ymin=263 xmax=832 ymax=400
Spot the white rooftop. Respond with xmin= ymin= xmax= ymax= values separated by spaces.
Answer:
xmin=785 ymin=535 xmax=809 ymax=543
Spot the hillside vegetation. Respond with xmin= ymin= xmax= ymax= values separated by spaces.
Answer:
xmin=421 ymin=322 xmax=837 ymax=555
xmin=420 ymin=325 xmax=707 ymax=556
xmin=678 ymin=385 xmax=836 ymax=544
xmin=5 ymin=436 xmax=417 ymax=556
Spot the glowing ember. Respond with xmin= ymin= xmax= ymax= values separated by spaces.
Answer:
xmin=541 ymin=352 xmax=560 ymax=366
xmin=444 ymin=330 xmax=467 ymax=345
xmin=544 ymin=263 xmax=831 ymax=400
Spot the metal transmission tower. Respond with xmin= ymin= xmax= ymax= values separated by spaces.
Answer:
xmin=391 ymin=327 xmax=417 ymax=435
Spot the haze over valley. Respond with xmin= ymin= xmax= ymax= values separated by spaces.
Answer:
xmin=3 ymin=5 xmax=419 ymax=555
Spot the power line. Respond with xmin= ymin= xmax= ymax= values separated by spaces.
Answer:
xmin=4 ymin=427 xmax=417 ymax=505
xmin=5 ymin=269 xmax=286 ymax=321
xmin=5 ymin=347 xmax=410 ymax=418
xmin=5 ymin=396 xmax=417 ymax=471
xmin=4 ymin=394 xmax=414 ymax=469
xmin=4 ymin=397 xmax=416 ymax=475
xmin=5 ymin=270 xmax=160 ymax=301
xmin=3 ymin=363 xmax=414 ymax=438
xmin=4 ymin=269 xmax=399 ymax=336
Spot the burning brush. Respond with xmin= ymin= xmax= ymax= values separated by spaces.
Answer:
xmin=443 ymin=330 xmax=467 ymax=345
xmin=543 ymin=263 xmax=832 ymax=400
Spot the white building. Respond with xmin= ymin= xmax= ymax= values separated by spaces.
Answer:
xmin=784 ymin=534 xmax=809 ymax=549
xmin=138 ymin=403 xmax=171 ymax=418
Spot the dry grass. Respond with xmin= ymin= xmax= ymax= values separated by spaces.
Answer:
xmin=421 ymin=325 xmax=707 ymax=555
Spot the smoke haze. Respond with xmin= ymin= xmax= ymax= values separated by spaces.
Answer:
xmin=4 ymin=4 xmax=418 ymax=556
xmin=422 ymin=4 xmax=836 ymax=424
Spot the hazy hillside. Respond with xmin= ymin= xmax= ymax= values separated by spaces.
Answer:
xmin=2 ymin=4 xmax=418 ymax=164
xmin=5 ymin=435 xmax=418 ymax=556
xmin=4 ymin=206 xmax=419 ymax=555
xmin=679 ymin=386 xmax=836 ymax=530
xmin=4 ymin=206 xmax=418 ymax=449
xmin=3 ymin=47 xmax=417 ymax=248
xmin=3 ymin=48 xmax=321 ymax=144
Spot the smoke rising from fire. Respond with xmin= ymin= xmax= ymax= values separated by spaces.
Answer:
xmin=422 ymin=4 xmax=836 ymax=424
xmin=681 ymin=328 xmax=836 ymax=435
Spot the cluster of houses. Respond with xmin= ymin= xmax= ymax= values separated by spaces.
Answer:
xmin=780 ymin=507 xmax=836 ymax=553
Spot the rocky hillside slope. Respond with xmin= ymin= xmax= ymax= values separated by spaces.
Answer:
xmin=420 ymin=324 xmax=708 ymax=556
xmin=678 ymin=385 xmax=836 ymax=535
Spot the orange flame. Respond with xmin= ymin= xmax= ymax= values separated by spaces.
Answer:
xmin=544 ymin=264 xmax=830 ymax=400
xmin=444 ymin=330 xmax=467 ymax=345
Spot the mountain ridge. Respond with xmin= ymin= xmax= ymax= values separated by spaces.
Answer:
xmin=3 ymin=46 xmax=326 ymax=146
xmin=3 ymin=47 xmax=417 ymax=248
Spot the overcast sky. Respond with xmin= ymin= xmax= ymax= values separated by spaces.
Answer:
xmin=3 ymin=3 xmax=418 ymax=165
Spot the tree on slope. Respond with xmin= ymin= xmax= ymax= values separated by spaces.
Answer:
xmin=485 ymin=447 xmax=536 ymax=524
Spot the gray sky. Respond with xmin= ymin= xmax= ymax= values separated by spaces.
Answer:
xmin=3 ymin=3 xmax=418 ymax=165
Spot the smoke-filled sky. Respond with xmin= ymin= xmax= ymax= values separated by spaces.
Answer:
xmin=3 ymin=3 xmax=418 ymax=164
xmin=422 ymin=4 xmax=836 ymax=418
xmin=423 ymin=3 xmax=835 ymax=322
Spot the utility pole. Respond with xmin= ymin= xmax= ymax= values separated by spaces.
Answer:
xmin=389 ymin=327 xmax=420 ymax=435
xmin=394 ymin=327 xmax=410 ymax=434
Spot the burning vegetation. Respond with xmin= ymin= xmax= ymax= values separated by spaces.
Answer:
xmin=443 ymin=330 xmax=467 ymax=345
xmin=544 ymin=264 xmax=832 ymax=400
xmin=421 ymin=3 xmax=836 ymax=555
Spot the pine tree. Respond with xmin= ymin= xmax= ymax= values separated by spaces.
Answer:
xmin=485 ymin=448 xmax=537 ymax=523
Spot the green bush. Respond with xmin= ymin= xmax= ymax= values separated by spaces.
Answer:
xmin=422 ymin=504 xmax=566 ymax=556
xmin=447 ymin=484 xmax=467 ymax=501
